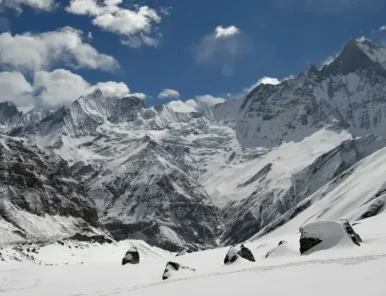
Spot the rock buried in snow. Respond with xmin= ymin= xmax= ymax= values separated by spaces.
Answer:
xmin=162 ymin=261 xmax=196 ymax=280
xmin=265 ymin=240 xmax=299 ymax=258
xmin=122 ymin=246 xmax=140 ymax=265
xmin=299 ymin=220 xmax=362 ymax=255
xmin=176 ymin=248 xmax=189 ymax=256
xmin=224 ymin=244 xmax=255 ymax=265
xmin=342 ymin=219 xmax=362 ymax=246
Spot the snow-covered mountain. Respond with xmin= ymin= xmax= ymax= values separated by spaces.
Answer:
xmin=0 ymin=102 xmax=22 ymax=132
xmin=2 ymin=37 xmax=386 ymax=250
xmin=0 ymin=135 xmax=107 ymax=245
xmin=209 ymin=38 xmax=386 ymax=147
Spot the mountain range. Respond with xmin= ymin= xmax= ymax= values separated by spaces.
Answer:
xmin=1 ymin=37 xmax=386 ymax=251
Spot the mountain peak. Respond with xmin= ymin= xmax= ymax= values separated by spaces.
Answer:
xmin=0 ymin=101 xmax=23 ymax=126
xmin=320 ymin=37 xmax=384 ymax=76
xmin=89 ymin=88 xmax=103 ymax=98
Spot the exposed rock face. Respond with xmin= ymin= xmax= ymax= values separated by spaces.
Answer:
xmin=176 ymin=248 xmax=188 ymax=256
xmin=299 ymin=236 xmax=323 ymax=255
xmin=0 ymin=102 xmax=22 ymax=126
xmin=122 ymin=246 xmax=140 ymax=265
xmin=0 ymin=135 xmax=102 ymax=244
xmin=162 ymin=261 xmax=195 ymax=280
xmin=224 ymin=244 xmax=255 ymax=265
xmin=342 ymin=220 xmax=362 ymax=246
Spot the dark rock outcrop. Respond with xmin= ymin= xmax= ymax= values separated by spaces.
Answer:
xmin=224 ymin=244 xmax=255 ymax=265
xmin=0 ymin=136 xmax=102 ymax=243
xmin=162 ymin=261 xmax=195 ymax=280
xmin=299 ymin=220 xmax=362 ymax=255
xmin=176 ymin=248 xmax=189 ymax=256
xmin=122 ymin=246 xmax=140 ymax=265
xmin=342 ymin=220 xmax=362 ymax=246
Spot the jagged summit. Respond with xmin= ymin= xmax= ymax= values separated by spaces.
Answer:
xmin=321 ymin=38 xmax=386 ymax=76
xmin=0 ymin=101 xmax=22 ymax=126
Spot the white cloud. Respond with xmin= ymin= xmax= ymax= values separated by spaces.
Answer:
xmin=158 ymin=88 xmax=180 ymax=99
xmin=66 ymin=0 xmax=164 ymax=48
xmin=195 ymin=25 xmax=250 ymax=76
xmin=167 ymin=95 xmax=225 ymax=113
xmin=0 ymin=69 xmax=137 ymax=110
xmin=33 ymin=69 xmax=91 ymax=108
xmin=33 ymin=69 xmax=133 ymax=109
xmin=129 ymin=92 xmax=146 ymax=100
xmin=0 ymin=0 xmax=55 ymax=11
xmin=379 ymin=25 xmax=386 ymax=32
xmin=0 ymin=71 xmax=34 ymax=110
xmin=215 ymin=26 xmax=240 ymax=39
xmin=167 ymin=100 xmax=196 ymax=113
xmin=0 ymin=27 xmax=119 ymax=73
xmin=246 ymin=76 xmax=281 ymax=92
xmin=322 ymin=55 xmax=336 ymax=67
xmin=91 ymin=81 xmax=129 ymax=98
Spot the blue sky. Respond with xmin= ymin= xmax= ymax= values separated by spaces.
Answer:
xmin=0 ymin=0 xmax=386 ymax=112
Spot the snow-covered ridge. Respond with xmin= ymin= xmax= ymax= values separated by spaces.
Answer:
xmin=2 ymin=38 xmax=386 ymax=251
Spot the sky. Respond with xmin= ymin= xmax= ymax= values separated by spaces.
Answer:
xmin=0 ymin=0 xmax=386 ymax=112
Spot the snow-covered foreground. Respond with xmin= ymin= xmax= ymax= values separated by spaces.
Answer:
xmin=1 ymin=213 xmax=386 ymax=295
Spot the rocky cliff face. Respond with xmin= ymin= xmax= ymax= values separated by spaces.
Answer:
xmin=0 ymin=135 xmax=104 ymax=245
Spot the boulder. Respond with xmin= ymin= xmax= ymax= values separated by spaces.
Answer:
xmin=162 ymin=261 xmax=195 ymax=280
xmin=176 ymin=248 xmax=189 ymax=256
xmin=224 ymin=244 xmax=255 ymax=265
xmin=122 ymin=246 xmax=140 ymax=265
xmin=299 ymin=220 xmax=362 ymax=255
xmin=265 ymin=240 xmax=299 ymax=258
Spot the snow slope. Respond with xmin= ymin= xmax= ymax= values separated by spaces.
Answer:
xmin=1 ymin=213 xmax=386 ymax=295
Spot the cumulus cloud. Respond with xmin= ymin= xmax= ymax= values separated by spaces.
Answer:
xmin=246 ymin=76 xmax=281 ymax=92
xmin=66 ymin=0 xmax=164 ymax=48
xmin=195 ymin=25 xmax=250 ymax=77
xmin=167 ymin=95 xmax=225 ymax=113
xmin=0 ymin=0 xmax=55 ymax=11
xmin=0 ymin=69 xmax=137 ymax=110
xmin=158 ymin=88 xmax=180 ymax=99
xmin=379 ymin=25 xmax=386 ymax=32
xmin=215 ymin=26 xmax=240 ymax=39
xmin=0 ymin=71 xmax=34 ymax=111
xmin=0 ymin=27 xmax=119 ymax=73
xmin=167 ymin=100 xmax=196 ymax=113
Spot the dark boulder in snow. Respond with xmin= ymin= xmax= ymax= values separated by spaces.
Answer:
xmin=265 ymin=240 xmax=299 ymax=258
xmin=176 ymin=248 xmax=189 ymax=256
xmin=162 ymin=261 xmax=195 ymax=280
xmin=300 ymin=220 xmax=362 ymax=255
xmin=342 ymin=220 xmax=362 ymax=246
xmin=122 ymin=247 xmax=140 ymax=265
xmin=224 ymin=244 xmax=255 ymax=265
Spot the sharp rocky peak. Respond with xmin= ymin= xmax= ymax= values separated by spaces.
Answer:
xmin=321 ymin=38 xmax=386 ymax=76
xmin=0 ymin=101 xmax=23 ymax=126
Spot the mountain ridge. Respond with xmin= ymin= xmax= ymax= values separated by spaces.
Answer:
xmin=1 ymin=37 xmax=386 ymax=250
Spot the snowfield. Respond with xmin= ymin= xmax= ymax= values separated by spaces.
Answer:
xmin=1 ymin=213 xmax=386 ymax=295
